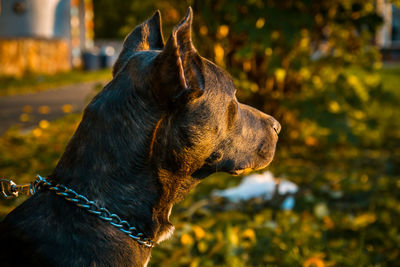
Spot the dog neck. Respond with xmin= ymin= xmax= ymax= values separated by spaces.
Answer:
xmin=49 ymin=77 xmax=203 ymax=254
xmin=50 ymin=98 xmax=183 ymax=252
xmin=51 ymin=151 xmax=181 ymax=246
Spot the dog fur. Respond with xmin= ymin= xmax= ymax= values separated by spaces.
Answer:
xmin=0 ymin=8 xmax=280 ymax=266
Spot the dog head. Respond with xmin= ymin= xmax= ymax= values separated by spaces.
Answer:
xmin=110 ymin=8 xmax=280 ymax=182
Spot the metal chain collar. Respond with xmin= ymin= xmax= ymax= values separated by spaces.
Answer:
xmin=1 ymin=175 xmax=154 ymax=248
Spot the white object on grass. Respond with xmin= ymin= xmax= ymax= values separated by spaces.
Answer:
xmin=213 ymin=171 xmax=298 ymax=204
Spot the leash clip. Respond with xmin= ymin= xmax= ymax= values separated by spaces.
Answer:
xmin=0 ymin=179 xmax=35 ymax=199
xmin=0 ymin=179 xmax=18 ymax=199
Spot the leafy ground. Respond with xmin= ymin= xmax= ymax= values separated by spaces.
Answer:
xmin=0 ymin=69 xmax=111 ymax=96
xmin=0 ymin=66 xmax=399 ymax=266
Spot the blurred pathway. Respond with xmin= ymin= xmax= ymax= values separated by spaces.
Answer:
xmin=0 ymin=81 xmax=104 ymax=135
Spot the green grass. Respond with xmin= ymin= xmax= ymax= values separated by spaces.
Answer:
xmin=0 ymin=69 xmax=112 ymax=96
xmin=347 ymin=64 xmax=400 ymax=92
xmin=379 ymin=65 xmax=400 ymax=95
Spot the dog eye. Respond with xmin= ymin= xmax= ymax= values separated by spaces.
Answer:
xmin=226 ymin=100 xmax=237 ymax=129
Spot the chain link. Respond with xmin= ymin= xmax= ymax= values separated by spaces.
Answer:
xmin=33 ymin=175 xmax=154 ymax=248
xmin=0 ymin=179 xmax=36 ymax=198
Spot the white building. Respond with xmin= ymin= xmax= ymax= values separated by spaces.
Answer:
xmin=0 ymin=0 xmax=93 ymax=76
xmin=376 ymin=0 xmax=400 ymax=61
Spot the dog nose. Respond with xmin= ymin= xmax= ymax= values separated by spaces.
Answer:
xmin=271 ymin=118 xmax=281 ymax=135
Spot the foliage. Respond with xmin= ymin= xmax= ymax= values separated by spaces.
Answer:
xmin=94 ymin=0 xmax=387 ymax=148
xmin=1 ymin=0 xmax=399 ymax=266
xmin=0 ymin=69 xmax=111 ymax=96
xmin=93 ymin=0 xmax=189 ymax=39
xmin=190 ymin=0 xmax=385 ymax=148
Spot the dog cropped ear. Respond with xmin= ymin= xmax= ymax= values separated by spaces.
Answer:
xmin=152 ymin=7 xmax=205 ymax=107
xmin=113 ymin=11 xmax=165 ymax=76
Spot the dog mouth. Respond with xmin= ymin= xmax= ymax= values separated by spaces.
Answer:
xmin=229 ymin=168 xmax=253 ymax=176
xmin=229 ymin=159 xmax=273 ymax=175
xmin=229 ymin=164 xmax=270 ymax=176
xmin=229 ymin=153 xmax=275 ymax=176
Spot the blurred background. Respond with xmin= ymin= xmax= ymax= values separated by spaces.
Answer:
xmin=0 ymin=0 xmax=400 ymax=266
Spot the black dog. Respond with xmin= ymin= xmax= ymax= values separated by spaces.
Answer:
xmin=0 ymin=8 xmax=280 ymax=266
